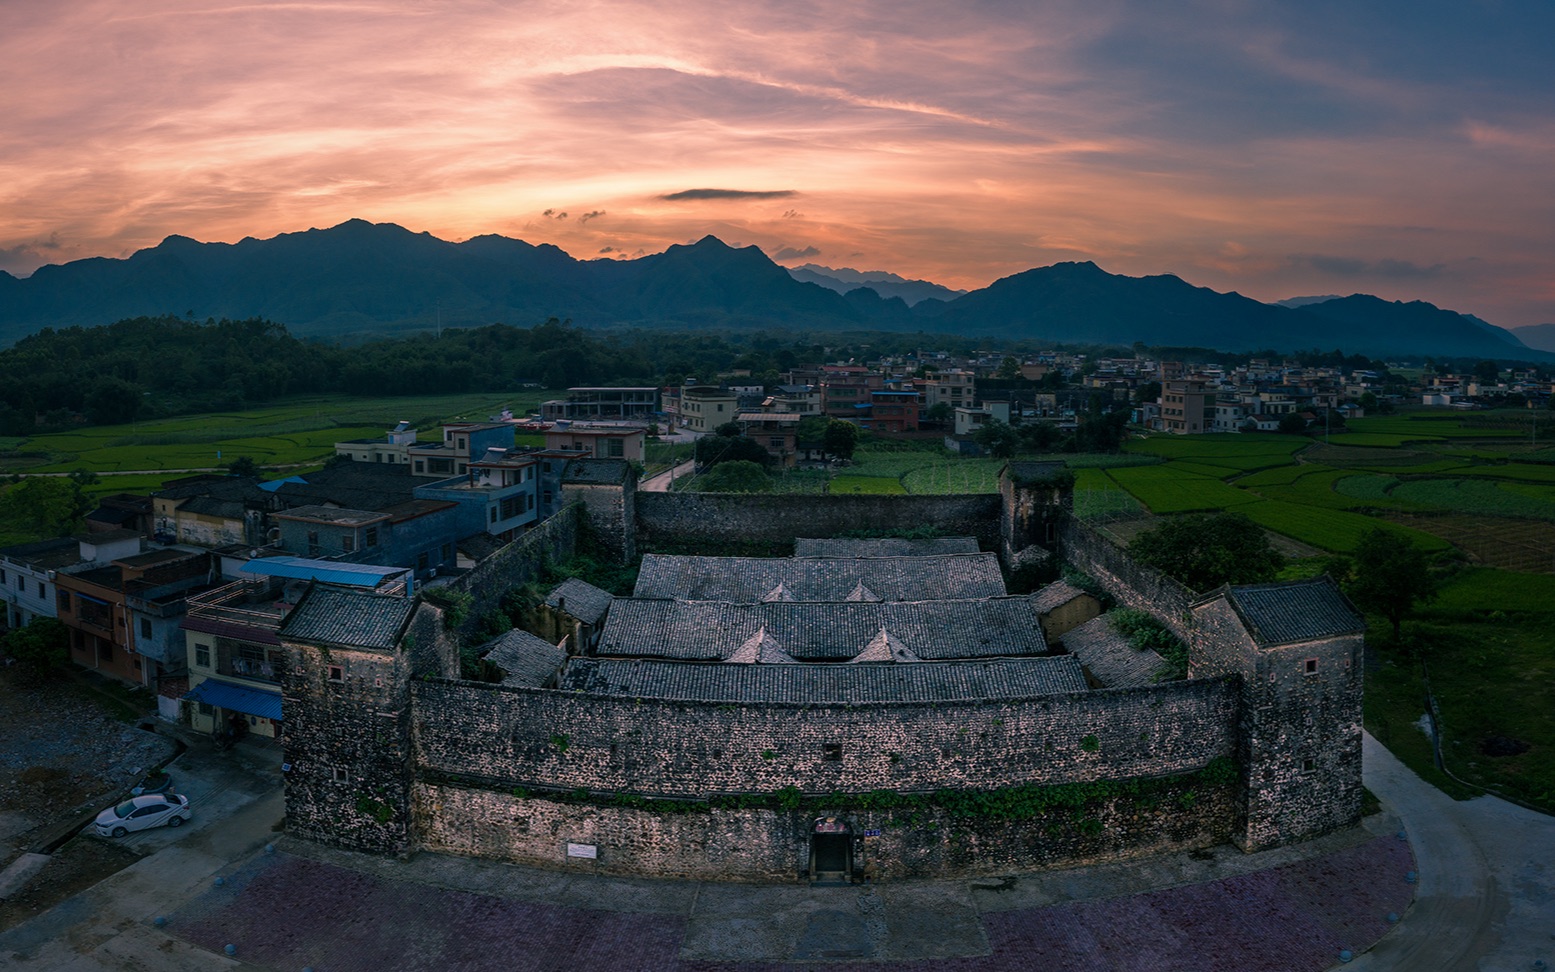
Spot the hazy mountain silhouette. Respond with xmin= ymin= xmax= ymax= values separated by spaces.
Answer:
xmin=1507 ymin=323 xmax=1555 ymax=354
xmin=0 ymin=221 xmax=1543 ymax=359
xmin=787 ymin=264 xmax=965 ymax=306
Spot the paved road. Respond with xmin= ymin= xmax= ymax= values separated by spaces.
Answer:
xmin=640 ymin=459 xmax=697 ymax=492
xmin=1349 ymin=733 xmax=1554 ymax=972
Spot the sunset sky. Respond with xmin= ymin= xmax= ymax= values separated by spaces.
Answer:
xmin=4 ymin=0 xmax=1553 ymax=327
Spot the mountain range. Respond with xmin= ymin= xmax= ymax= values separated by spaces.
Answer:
xmin=0 ymin=219 xmax=1545 ymax=360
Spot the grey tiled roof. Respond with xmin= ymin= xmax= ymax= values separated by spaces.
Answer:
xmin=1029 ymin=580 xmax=1093 ymax=615
xmin=632 ymin=553 xmax=1007 ymax=601
xmin=794 ymin=537 xmax=981 ymax=557
xmin=1062 ymin=616 xmax=1169 ymax=688
xmin=279 ymin=584 xmax=415 ymax=652
xmin=558 ymin=655 xmax=1088 ymax=703
xmin=544 ymin=578 xmax=614 ymax=625
xmin=0 ymin=537 xmax=83 ymax=571
xmin=481 ymin=629 xmax=568 ymax=687
xmin=598 ymin=597 xmax=1047 ymax=661
xmin=1224 ymin=577 xmax=1365 ymax=646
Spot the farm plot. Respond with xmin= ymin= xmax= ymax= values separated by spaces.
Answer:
xmin=828 ymin=475 xmax=907 ymax=495
xmin=1252 ymin=469 xmax=1384 ymax=510
xmin=1388 ymin=479 xmax=1555 ymax=521
xmin=1384 ymin=514 xmax=1555 ymax=573
xmin=1324 ymin=432 xmax=1443 ymax=447
xmin=1433 ymin=567 xmax=1555 ymax=613
xmin=1105 ymin=465 xmax=1260 ymax=513
xmin=1237 ymin=499 xmax=1450 ymax=553
xmin=1446 ymin=463 xmax=1555 ymax=484
xmin=1345 ymin=415 xmax=1513 ymax=438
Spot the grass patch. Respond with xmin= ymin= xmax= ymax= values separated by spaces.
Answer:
xmin=1236 ymin=500 xmax=1450 ymax=553
xmin=1432 ymin=568 xmax=1555 ymax=615
xmin=1105 ymin=465 xmax=1261 ymax=513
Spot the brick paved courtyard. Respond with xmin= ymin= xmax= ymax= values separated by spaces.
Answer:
xmin=169 ymin=836 xmax=1414 ymax=971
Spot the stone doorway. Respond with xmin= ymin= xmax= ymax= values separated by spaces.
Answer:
xmin=809 ymin=817 xmax=853 ymax=884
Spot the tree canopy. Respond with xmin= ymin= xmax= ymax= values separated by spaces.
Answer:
xmin=1338 ymin=528 xmax=1439 ymax=640
xmin=688 ymin=460 xmax=772 ymax=493
xmin=1129 ymin=512 xmax=1285 ymax=592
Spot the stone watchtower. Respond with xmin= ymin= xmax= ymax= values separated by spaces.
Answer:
xmin=999 ymin=461 xmax=1075 ymax=567
xmin=1189 ymin=577 xmax=1366 ymax=851
xmin=278 ymin=584 xmax=456 ymax=855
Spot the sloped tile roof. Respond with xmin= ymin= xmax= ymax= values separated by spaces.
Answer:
xmin=544 ymin=578 xmax=614 ymax=625
xmin=481 ymin=629 xmax=568 ymax=687
xmin=724 ymin=626 xmax=797 ymax=664
xmin=598 ymin=597 xmax=1047 ymax=661
xmin=1224 ymin=576 xmax=1365 ymax=646
xmin=794 ymin=537 xmax=981 ymax=557
xmin=1029 ymin=580 xmax=1094 ymax=615
xmin=278 ymin=584 xmax=415 ymax=652
xmin=558 ymin=656 xmax=1087 ymax=703
xmin=1062 ymin=616 xmax=1169 ymax=688
xmin=849 ymin=627 xmax=920 ymax=663
xmin=632 ymin=553 xmax=1007 ymax=601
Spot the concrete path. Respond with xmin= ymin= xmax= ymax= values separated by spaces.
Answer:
xmin=640 ymin=459 xmax=697 ymax=492
xmin=1348 ymin=732 xmax=1554 ymax=972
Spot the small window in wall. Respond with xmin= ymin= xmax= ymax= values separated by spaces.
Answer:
xmin=441 ymin=543 xmax=452 ymax=562
xmin=139 ymin=618 xmax=152 ymax=639
xmin=328 ymin=665 xmax=344 ymax=682
xmin=198 ymin=702 xmax=214 ymax=716
xmin=822 ymin=743 xmax=843 ymax=762
xmin=417 ymin=553 xmax=429 ymax=572
xmin=37 ymin=581 xmax=43 ymax=597
xmin=342 ymin=534 xmax=355 ymax=553
xmin=1301 ymin=758 xmax=1316 ymax=774
xmin=57 ymin=590 xmax=71 ymax=612
xmin=195 ymin=644 xmax=211 ymax=668
xmin=414 ymin=460 xmax=425 ymax=473
xmin=1304 ymin=658 xmax=1319 ymax=675
xmin=332 ymin=767 xmax=350 ymax=783
xmin=365 ymin=526 xmax=378 ymax=548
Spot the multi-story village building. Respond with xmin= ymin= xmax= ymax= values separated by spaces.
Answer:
xmin=737 ymin=412 xmax=802 ymax=466
xmin=540 ymin=387 xmax=660 ymax=423
xmin=180 ymin=558 xmax=411 ymax=740
xmin=408 ymin=422 xmax=515 ymax=479
xmin=542 ymin=424 xmax=645 ymax=462
xmin=678 ymin=385 xmax=739 ymax=434
xmin=334 ymin=420 xmax=419 ymax=465
xmin=1160 ymin=380 xmax=1213 ymax=434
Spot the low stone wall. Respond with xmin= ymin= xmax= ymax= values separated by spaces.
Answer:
xmin=413 ymin=774 xmax=1236 ymax=881
xmin=410 ymin=677 xmax=1239 ymax=798
xmin=635 ymin=492 xmax=1003 ymax=554
xmin=1059 ymin=518 xmax=1198 ymax=640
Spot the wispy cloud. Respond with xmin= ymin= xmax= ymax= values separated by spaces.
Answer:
xmin=660 ymin=189 xmax=797 ymax=201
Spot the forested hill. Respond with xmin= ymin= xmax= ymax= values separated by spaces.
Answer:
xmin=0 ymin=315 xmax=904 ymax=435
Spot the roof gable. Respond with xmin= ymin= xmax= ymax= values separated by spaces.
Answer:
xmin=279 ymin=583 xmax=416 ymax=652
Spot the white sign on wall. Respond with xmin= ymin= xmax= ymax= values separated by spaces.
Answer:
xmin=566 ymin=842 xmax=598 ymax=859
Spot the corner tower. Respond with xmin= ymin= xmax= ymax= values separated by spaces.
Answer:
xmin=1189 ymin=576 xmax=1365 ymax=851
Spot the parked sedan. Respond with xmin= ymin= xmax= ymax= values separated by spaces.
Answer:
xmin=94 ymin=793 xmax=191 ymax=837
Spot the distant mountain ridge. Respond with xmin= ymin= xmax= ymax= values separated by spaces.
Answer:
xmin=786 ymin=264 xmax=965 ymax=306
xmin=0 ymin=220 xmax=1544 ymax=360
xmin=1509 ymin=323 xmax=1555 ymax=353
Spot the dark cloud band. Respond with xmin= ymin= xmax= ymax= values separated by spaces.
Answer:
xmin=660 ymin=188 xmax=797 ymax=201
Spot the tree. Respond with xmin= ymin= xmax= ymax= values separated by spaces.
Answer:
xmin=1278 ymin=413 xmax=1309 ymax=434
xmin=1473 ymin=360 xmax=1500 ymax=385
xmin=0 ymin=478 xmax=91 ymax=538
xmin=996 ymin=356 xmax=1021 ymax=380
xmin=690 ymin=460 xmax=772 ymax=493
xmin=1134 ymin=381 xmax=1162 ymax=407
xmin=694 ymin=433 xmax=771 ymax=468
xmin=1130 ymin=512 xmax=1285 ymax=591
xmin=714 ymin=421 xmax=743 ymax=437
xmin=84 ymin=377 xmax=142 ymax=426
xmin=2 ymin=619 xmax=69 ymax=680
xmin=822 ymin=419 xmax=860 ymax=461
xmin=925 ymin=402 xmax=953 ymax=425
xmin=1345 ymin=528 xmax=1439 ymax=640
xmin=226 ymin=456 xmax=260 ymax=477
xmin=972 ymin=418 xmax=1019 ymax=458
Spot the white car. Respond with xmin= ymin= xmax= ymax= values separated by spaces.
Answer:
xmin=94 ymin=793 xmax=191 ymax=837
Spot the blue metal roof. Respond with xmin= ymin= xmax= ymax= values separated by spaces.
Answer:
xmin=184 ymin=679 xmax=282 ymax=720
xmin=257 ymin=475 xmax=309 ymax=493
xmin=241 ymin=556 xmax=407 ymax=588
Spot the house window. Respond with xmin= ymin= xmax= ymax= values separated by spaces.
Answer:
xmin=823 ymin=743 xmax=842 ymax=762
xmin=195 ymin=644 xmax=211 ymax=668
xmin=1304 ymin=658 xmax=1319 ymax=675
xmin=0 ymin=569 xmax=5 ymax=585
xmin=37 ymin=581 xmax=43 ymax=597
xmin=441 ymin=543 xmax=453 ymax=562
xmin=307 ymin=531 xmax=320 ymax=556
xmin=332 ymin=767 xmax=350 ymax=783
xmin=198 ymin=701 xmax=214 ymax=716
xmin=605 ymin=438 xmax=624 ymax=458
xmin=1301 ymin=758 xmax=1316 ymax=774
xmin=365 ymin=526 xmax=379 ymax=547
xmin=417 ymin=553 xmax=429 ymax=572
xmin=57 ymin=590 xmax=71 ymax=612
xmin=342 ymin=534 xmax=355 ymax=553
xmin=414 ymin=460 xmax=425 ymax=473
xmin=99 ymin=641 xmax=113 ymax=661
xmin=490 ymin=507 xmax=499 ymax=523
xmin=328 ymin=665 xmax=344 ymax=682
xmin=140 ymin=618 xmax=152 ymax=639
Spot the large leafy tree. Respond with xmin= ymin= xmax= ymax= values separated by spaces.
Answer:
xmin=822 ymin=419 xmax=860 ymax=461
xmin=1130 ymin=512 xmax=1285 ymax=591
xmin=2 ymin=618 xmax=69 ymax=679
xmin=1342 ymin=528 xmax=1439 ymax=640
xmin=0 ymin=477 xmax=92 ymax=538
xmin=694 ymin=433 xmax=771 ymax=468
xmin=973 ymin=418 xmax=1020 ymax=458
xmin=689 ymin=460 xmax=772 ymax=493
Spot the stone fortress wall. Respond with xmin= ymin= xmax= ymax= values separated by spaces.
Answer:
xmin=280 ymin=465 xmax=1363 ymax=879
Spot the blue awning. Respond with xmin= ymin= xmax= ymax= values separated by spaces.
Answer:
xmin=183 ymin=679 xmax=282 ymax=721
xmin=241 ymin=556 xmax=408 ymax=589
